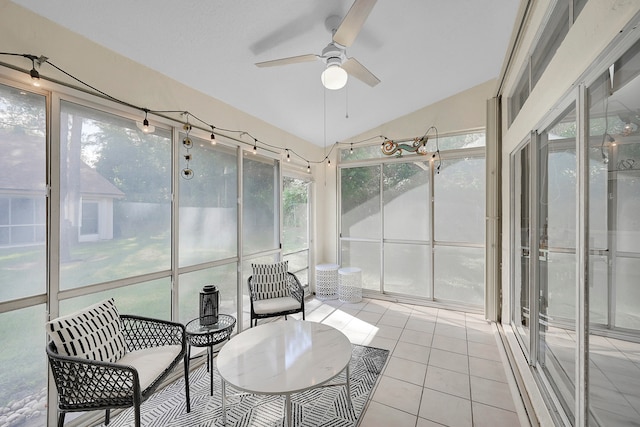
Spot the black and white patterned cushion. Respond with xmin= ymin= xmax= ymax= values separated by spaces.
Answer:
xmin=251 ymin=261 xmax=289 ymax=300
xmin=46 ymin=298 xmax=127 ymax=362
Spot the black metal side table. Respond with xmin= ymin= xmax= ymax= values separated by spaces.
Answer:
xmin=185 ymin=314 xmax=236 ymax=396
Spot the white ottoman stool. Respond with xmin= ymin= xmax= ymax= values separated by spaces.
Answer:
xmin=338 ymin=267 xmax=362 ymax=303
xmin=315 ymin=263 xmax=339 ymax=300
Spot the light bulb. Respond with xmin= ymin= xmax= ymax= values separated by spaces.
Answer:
xmin=30 ymin=67 xmax=40 ymax=86
xmin=286 ymin=150 xmax=290 ymax=162
xmin=321 ymin=65 xmax=348 ymax=90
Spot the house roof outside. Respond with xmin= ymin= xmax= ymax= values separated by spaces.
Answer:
xmin=0 ymin=130 xmax=125 ymax=198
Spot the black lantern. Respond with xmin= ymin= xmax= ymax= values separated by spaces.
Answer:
xmin=199 ymin=284 xmax=219 ymax=326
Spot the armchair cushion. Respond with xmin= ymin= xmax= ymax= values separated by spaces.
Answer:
xmin=118 ymin=345 xmax=182 ymax=391
xmin=252 ymin=296 xmax=302 ymax=315
xmin=46 ymin=298 xmax=126 ymax=363
xmin=251 ymin=261 xmax=289 ymax=300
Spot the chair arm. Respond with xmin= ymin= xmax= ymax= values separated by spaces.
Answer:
xmin=120 ymin=315 xmax=186 ymax=353
xmin=46 ymin=342 xmax=140 ymax=410
xmin=287 ymin=272 xmax=305 ymax=303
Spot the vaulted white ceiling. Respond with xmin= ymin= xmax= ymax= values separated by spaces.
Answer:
xmin=12 ymin=0 xmax=520 ymax=146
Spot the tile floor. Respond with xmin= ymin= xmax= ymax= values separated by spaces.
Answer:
xmin=283 ymin=296 xmax=528 ymax=427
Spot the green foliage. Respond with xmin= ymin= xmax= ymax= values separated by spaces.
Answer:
xmin=0 ymin=86 xmax=45 ymax=136
xmin=90 ymin=124 xmax=172 ymax=203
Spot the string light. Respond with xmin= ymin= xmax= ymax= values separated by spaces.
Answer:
xmin=0 ymin=51 xmax=441 ymax=174
xmin=142 ymin=110 xmax=150 ymax=133
xmin=181 ymin=117 xmax=194 ymax=179
xmin=29 ymin=57 xmax=40 ymax=87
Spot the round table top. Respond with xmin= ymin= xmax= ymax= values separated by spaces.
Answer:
xmin=185 ymin=314 xmax=236 ymax=347
xmin=217 ymin=320 xmax=352 ymax=395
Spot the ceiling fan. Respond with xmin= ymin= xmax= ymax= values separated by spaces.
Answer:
xmin=255 ymin=0 xmax=380 ymax=90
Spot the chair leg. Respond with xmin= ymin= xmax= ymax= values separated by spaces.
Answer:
xmin=105 ymin=409 xmax=110 ymax=425
xmin=134 ymin=404 xmax=141 ymax=427
xmin=184 ymin=351 xmax=191 ymax=413
xmin=57 ymin=412 xmax=65 ymax=427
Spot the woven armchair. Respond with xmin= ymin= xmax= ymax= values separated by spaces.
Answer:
xmin=47 ymin=313 xmax=190 ymax=427
xmin=248 ymin=271 xmax=305 ymax=327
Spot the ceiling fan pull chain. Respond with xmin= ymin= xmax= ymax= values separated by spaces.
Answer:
xmin=345 ymin=85 xmax=349 ymax=119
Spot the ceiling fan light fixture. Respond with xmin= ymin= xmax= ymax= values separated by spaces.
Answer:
xmin=321 ymin=63 xmax=348 ymax=90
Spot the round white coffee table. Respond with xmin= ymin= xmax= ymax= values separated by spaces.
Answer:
xmin=217 ymin=320 xmax=352 ymax=426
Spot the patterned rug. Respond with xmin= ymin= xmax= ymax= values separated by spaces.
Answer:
xmin=105 ymin=344 xmax=389 ymax=427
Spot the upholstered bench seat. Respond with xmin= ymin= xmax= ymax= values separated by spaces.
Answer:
xmin=252 ymin=296 xmax=301 ymax=315
xmin=46 ymin=299 xmax=189 ymax=427
xmin=117 ymin=345 xmax=183 ymax=391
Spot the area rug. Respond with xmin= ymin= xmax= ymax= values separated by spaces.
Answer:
xmin=105 ymin=344 xmax=389 ymax=427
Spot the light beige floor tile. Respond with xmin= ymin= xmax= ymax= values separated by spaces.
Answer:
xmin=467 ymin=340 xmax=501 ymax=362
xmin=322 ymin=309 xmax=354 ymax=330
xmin=372 ymin=376 xmax=423 ymax=415
xmin=431 ymin=334 xmax=468 ymax=355
xmin=360 ymin=401 xmax=417 ymax=427
xmin=393 ymin=341 xmax=431 ymax=364
xmin=371 ymin=324 xmax=404 ymax=340
xmin=437 ymin=309 xmax=467 ymax=322
xmin=434 ymin=323 xmax=467 ymax=340
xmin=305 ymin=304 xmax=335 ymax=322
xmin=384 ymin=356 xmax=427 ymax=386
xmin=378 ymin=312 xmax=409 ymax=328
xmin=405 ymin=317 xmax=436 ymax=333
xmin=400 ymin=329 xmax=434 ymax=347
xmin=470 ymin=375 xmax=516 ymax=412
xmin=386 ymin=303 xmax=414 ymax=314
xmin=471 ymin=402 xmax=520 ymax=427
xmin=416 ymin=418 xmax=446 ymax=427
xmin=355 ymin=310 xmax=384 ymax=324
xmin=365 ymin=335 xmax=398 ymax=351
xmin=419 ymin=388 xmax=472 ymax=427
xmin=362 ymin=300 xmax=391 ymax=313
xmin=410 ymin=307 xmax=439 ymax=321
xmin=424 ymin=365 xmax=470 ymax=399
xmin=344 ymin=317 xmax=378 ymax=336
xmin=342 ymin=328 xmax=370 ymax=345
xmin=466 ymin=329 xmax=497 ymax=346
xmin=338 ymin=306 xmax=362 ymax=317
xmin=469 ymin=356 xmax=508 ymax=383
xmin=428 ymin=348 xmax=469 ymax=374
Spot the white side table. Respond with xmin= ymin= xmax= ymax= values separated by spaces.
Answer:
xmin=315 ymin=263 xmax=340 ymax=300
xmin=338 ymin=267 xmax=362 ymax=303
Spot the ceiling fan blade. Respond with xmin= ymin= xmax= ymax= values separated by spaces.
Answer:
xmin=255 ymin=54 xmax=319 ymax=68
xmin=333 ymin=0 xmax=377 ymax=47
xmin=343 ymin=57 xmax=380 ymax=87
